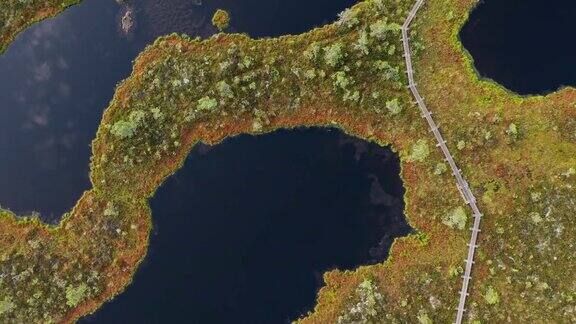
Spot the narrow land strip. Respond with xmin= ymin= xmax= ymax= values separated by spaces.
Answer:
xmin=400 ymin=1 xmax=484 ymax=323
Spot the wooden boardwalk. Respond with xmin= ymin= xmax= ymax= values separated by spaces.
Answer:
xmin=400 ymin=1 xmax=484 ymax=323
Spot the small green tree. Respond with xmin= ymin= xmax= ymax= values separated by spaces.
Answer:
xmin=304 ymin=43 xmax=321 ymax=62
xmin=418 ymin=312 xmax=433 ymax=324
xmin=457 ymin=140 xmax=466 ymax=150
xmin=110 ymin=110 xmax=146 ymax=139
xmin=332 ymin=71 xmax=350 ymax=91
xmin=0 ymin=297 xmax=15 ymax=315
xmin=336 ymin=8 xmax=359 ymax=29
xmin=323 ymin=43 xmax=345 ymax=67
xmin=354 ymin=31 xmax=369 ymax=55
xmin=408 ymin=139 xmax=429 ymax=162
xmin=484 ymin=286 xmax=500 ymax=305
xmin=110 ymin=120 xmax=138 ymax=139
xmin=66 ymin=283 xmax=88 ymax=307
xmin=386 ymin=98 xmax=402 ymax=115
xmin=370 ymin=19 xmax=401 ymax=40
xmin=212 ymin=9 xmax=230 ymax=32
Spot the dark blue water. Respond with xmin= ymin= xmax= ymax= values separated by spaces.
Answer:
xmin=215 ymin=0 xmax=356 ymax=37
xmin=460 ymin=0 xmax=576 ymax=95
xmin=83 ymin=128 xmax=410 ymax=323
xmin=0 ymin=0 xmax=356 ymax=222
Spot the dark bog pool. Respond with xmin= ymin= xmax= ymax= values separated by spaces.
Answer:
xmin=460 ymin=0 xmax=576 ymax=95
xmin=82 ymin=128 xmax=410 ymax=323
xmin=0 ymin=0 xmax=355 ymax=222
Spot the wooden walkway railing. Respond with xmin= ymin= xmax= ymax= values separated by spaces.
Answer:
xmin=400 ymin=1 xmax=484 ymax=323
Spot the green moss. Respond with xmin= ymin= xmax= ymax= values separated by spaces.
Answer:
xmin=369 ymin=18 xmax=401 ymax=40
xmin=110 ymin=120 xmax=138 ymax=139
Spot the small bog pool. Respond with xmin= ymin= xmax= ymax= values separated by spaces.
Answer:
xmin=460 ymin=0 xmax=576 ymax=95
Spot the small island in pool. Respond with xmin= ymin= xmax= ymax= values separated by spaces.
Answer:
xmin=1 ymin=0 xmax=576 ymax=322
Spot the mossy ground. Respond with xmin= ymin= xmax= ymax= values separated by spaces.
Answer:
xmin=1 ymin=0 xmax=575 ymax=322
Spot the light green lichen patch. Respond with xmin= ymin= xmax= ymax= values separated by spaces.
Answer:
xmin=407 ymin=139 xmax=430 ymax=162
xmin=65 ymin=283 xmax=88 ymax=307
xmin=484 ymin=286 xmax=499 ymax=305
xmin=110 ymin=110 xmax=147 ymax=139
xmin=506 ymin=123 xmax=518 ymax=138
xmin=442 ymin=206 xmax=467 ymax=230
xmin=433 ymin=162 xmax=447 ymax=175
xmin=197 ymin=96 xmax=218 ymax=111
xmin=386 ymin=98 xmax=402 ymax=115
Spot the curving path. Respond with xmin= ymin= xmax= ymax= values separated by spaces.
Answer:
xmin=400 ymin=0 xmax=484 ymax=323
